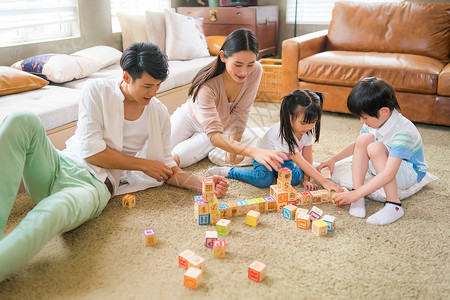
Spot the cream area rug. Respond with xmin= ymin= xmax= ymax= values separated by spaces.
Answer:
xmin=1 ymin=102 xmax=449 ymax=299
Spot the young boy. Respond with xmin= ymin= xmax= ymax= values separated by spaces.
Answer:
xmin=317 ymin=77 xmax=428 ymax=225
xmin=0 ymin=42 xmax=228 ymax=281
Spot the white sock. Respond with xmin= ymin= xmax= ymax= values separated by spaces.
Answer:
xmin=349 ymin=198 xmax=366 ymax=218
xmin=205 ymin=166 xmax=231 ymax=178
xmin=367 ymin=203 xmax=404 ymax=225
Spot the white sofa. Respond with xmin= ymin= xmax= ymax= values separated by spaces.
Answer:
xmin=0 ymin=9 xmax=219 ymax=150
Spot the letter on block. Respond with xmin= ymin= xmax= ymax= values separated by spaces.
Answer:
xmin=312 ymin=219 xmax=328 ymax=236
xmin=187 ymin=255 xmax=205 ymax=271
xmin=309 ymin=206 xmax=323 ymax=221
xmin=142 ymin=228 xmax=156 ymax=246
xmin=263 ymin=196 xmax=276 ymax=210
xmin=322 ymin=215 xmax=336 ymax=232
xmin=179 ymin=249 xmax=196 ymax=270
xmin=202 ymin=178 xmax=215 ymax=193
xmin=254 ymin=197 xmax=267 ymax=212
xmin=184 ymin=267 xmax=202 ymax=290
xmin=273 ymin=189 xmax=288 ymax=203
xmin=198 ymin=214 xmax=210 ymax=225
xmin=245 ymin=210 xmax=260 ymax=227
xmin=209 ymin=198 xmax=219 ymax=213
xmin=122 ymin=194 xmax=136 ymax=208
xmin=213 ymin=240 xmax=226 ymax=258
xmin=210 ymin=212 xmax=221 ymax=224
xmin=205 ymin=231 xmax=218 ymax=248
xmin=283 ymin=204 xmax=297 ymax=220
xmin=296 ymin=213 xmax=310 ymax=230
xmin=195 ymin=199 xmax=209 ymax=218
xmin=276 ymin=201 xmax=287 ymax=212
xmin=299 ymin=191 xmax=312 ymax=205
xmin=277 ymin=178 xmax=290 ymax=191
xmin=216 ymin=218 xmax=231 ymax=236
xmin=248 ymin=261 xmax=266 ymax=283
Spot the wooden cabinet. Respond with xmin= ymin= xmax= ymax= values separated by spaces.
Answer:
xmin=176 ymin=6 xmax=278 ymax=58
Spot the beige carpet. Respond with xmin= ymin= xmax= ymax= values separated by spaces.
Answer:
xmin=1 ymin=102 xmax=449 ymax=299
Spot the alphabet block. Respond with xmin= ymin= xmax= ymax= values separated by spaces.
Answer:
xmin=184 ymin=267 xmax=203 ymax=290
xmin=283 ymin=204 xmax=298 ymax=220
xmin=209 ymin=198 xmax=219 ymax=213
xmin=198 ymin=214 xmax=210 ymax=225
xmin=287 ymin=186 xmax=297 ymax=202
xmin=205 ymin=231 xmax=218 ymax=248
xmin=245 ymin=199 xmax=259 ymax=212
xmin=245 ymin=210 xmax=260 ymax=227
xmin=322 ymin=214 xmax=336 ymax=232
xmin=299 ymin=191 xmax=312 ymax=205
xmin=213 ymin=240 xmax=226 ymax=258
xmin=236 ymin=200 xmax=250 ymax=216
xmin=202 ymin=178 xmax=215 ymax=193
xmin=195 ymin=199 xmax=209 ymax=217
xmin=278 ymin=167 xmax=292 ymax=182
xmin=273 ymin=189 xmax=288 ymax=204
xmin=296 ymin=213 xmax=311 ymax=230
xmin=248 ymin=261 xmax=266 ymax=283
xmin=277 ymin=178 xmax=290 ymax=191
xmin=276 ymin=201 xmax=287 ymax=212
xmin=202 ymin=191 xmax=215 ymax=203
xmin=216 ymin=218 xmax=231 ymax=236
xmin=179 ymin=249 xmax=196 ymax=270
xmin=142 ymin=228 xmax=156 ymax=246
xmin=122 ymin=194 xmax=136 ymax=208
xmin=309 ymin=206 xmax=323 ymax=221
xmin=263 ymin=196 xmax=276 ymax=210
xmin=254 ymin=197 xmax=267 ymax=212
xmin=295 ymin=208 xmax=309 ymax=219
xmin=210 ymin=212 xmax=221 ymax=224
xmin=219 ymin=203 xmax=232 ymax=218
xmin=321 ymin=169 xmax=331 ymax=179
xmin=226 ymin=202 xmax=239 ymax=217
xmin=312 ymin=219 xmax=328 ymax=236
xmin=187 ymin=255 xmax=205 ymax=271
xmin=310 ymin=190 xmax=323 ymax=204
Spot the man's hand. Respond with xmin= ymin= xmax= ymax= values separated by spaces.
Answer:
xmin=209 ymin=175 xmax=229 ymax=198
xmin=142 ymin=160 xmax=173 ymax=182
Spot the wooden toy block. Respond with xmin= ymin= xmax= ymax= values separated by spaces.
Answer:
xmin=254 ymin=197 xmax=267 ymax=212
xmin=273 ymin=189 xmax=288 ymax=203
xmin=219 ymin=203 xmax=232 ymax=218
xmin=283 ymin=204 xmax=298 ymax=220
xmin=277 ymin=178 xmax=290 ymax=191
xmin=321 ymin=169 xmax=331 ymax=179
xmin=202 ymin=191 xmax=215 ymax=203
xmin=226 ymin=202 xmax=239 ymax=217
xmin=236 ymin=200 xmax=250 ymax=216
xmin=276 ymin=201 xmax=287 ymax=212
xmin=309 ymin=206 xmax=323 ymax=221
xmin=312 ymin=219 xmax=328 ymax=236
xmin=320 ymin=189 xmax=332 ymax=202
xmin=210 ymin=212 xmax=221 ymax=224
xmin=187 ymin=254 xmax=206 ymax=271
xmin=287 ymin=200 xmax=297 ymax=206
xmin=245 ymin=199 xmax=259 ymax=212
xmin=184 ymin=267 xmax=203 ymax=290
xmin=269 ymin=185 xmax=277 ymax=197
xmin=195 ymin=199 xmax=209 ymax=217
xmin=299 ymin=191 xmax=312 ymax=205
xmin=287 ymin=186 xmax=297 ymax=201
xmin=245 ymin=210 xmax=260 ymax=227
xmin=248 ymin=261 xmax=266 ymax=283
xmin=322 ymin=215 xmax=336 ymax=232
xmin=205 ymin=231 xmax=218 ymax=248
xmin=278 ymin=167 xmax=292 ymax=182
xmin=194 ymin=195 xmax=203 ymax=201
xmin=209 ymin=198 xmax=219 ymax=213
xmin=198 ymin=214 xmax=210 ymax=225
xmin=142 ymin=228 xmax=156 ymax=246
xmin=213 ymin=240 xmax=226 ymax=258
xmin=296 ymin=213 xmax=311 ymax=229
xmin=310 ymin=190 xmax=323 ymax=204
xmin=216 ymin=218 xmax=231 ymax=236
xmin=263 ymin=196 xmax=276 ymax=210
xmin=179 ymin=249 xmax=196 ymax=270
xmin=295 ymin=208 xmax=309 ymax=219
xmin=331 ymin=187 xmax=349 ymax=206
xmin=122 ymin=194 xmax=136 ymax=208
xmin=202 ymin=178 xmax=215 ymax=193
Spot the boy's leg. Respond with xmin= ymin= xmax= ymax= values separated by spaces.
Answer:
xmin=227 ymin=160 xmax=275 ymax=188
xmin=0 ymin=112 xmax=60 ymax=236
xmin=350 ymin=133 xmax=374 ymax=218
xmin=365 ymin=142 xmax=404 ymax=225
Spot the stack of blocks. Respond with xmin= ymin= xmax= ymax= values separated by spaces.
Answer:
xmin=270 ymin=167 xmax=297 ymax=212
xmin=179 ymin=249 xmax=205 ymax=290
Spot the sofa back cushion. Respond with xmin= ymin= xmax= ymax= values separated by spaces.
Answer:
xmin=326 ymin=1 xmax=450 ymax=61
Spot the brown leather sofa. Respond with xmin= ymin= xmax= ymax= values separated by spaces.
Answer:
xmin=281 ymin=1 xmax=450 ymax=126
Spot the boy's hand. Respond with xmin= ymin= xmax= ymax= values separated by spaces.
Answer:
xmin=302 ymin=180 xmax=318 ymax=191
xmin=142 ymin=160 xmax=173 ymax=182
xmin=317 ymin=159 xmax=336 ymax=174
xmin=209 ymin=175 xmax=229 ymax=198
xmin=333 ymin=190 xmax=359 ymax=206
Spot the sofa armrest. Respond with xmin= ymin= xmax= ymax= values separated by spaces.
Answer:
xmin=281 ymin=29 xmax=328 ymax=96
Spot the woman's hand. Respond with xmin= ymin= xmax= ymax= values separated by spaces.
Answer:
xmin=142 ymin=160 xmax=173 ymax=182
xmin=302 ymin=180 xmax=318 ymax=191
xmin=209 ymin=175 xmax=229 ymax=198
xmin=251 ymin=148 xmax=288 ymax=171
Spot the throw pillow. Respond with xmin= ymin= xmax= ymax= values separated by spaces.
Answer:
xmin=164 ymin=9 xmax=210 ymax=60
xmin=11 ymin=54 xmax=103 ymax=83
xmin=117 ymin=12 xmax=148 ymax=50
xmin=72 ymin=46 xmax=122 ymax=68
xmin=206 ymin=35 xmax=226 ymax=56
xmin=145 ymin=11 xmax=166 ymax=53
xmin=0 ymin=66 xmax=49 ymax=96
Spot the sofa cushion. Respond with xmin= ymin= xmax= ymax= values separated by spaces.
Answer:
xmin=327 ymin=2 xmax=450 ymax=62
xmin=117 ymin=12 xmax=147 ymax=51
xmin=145 ymin=11 xmax=166 ymax=53
xmin=0 ymin=67 xmax=48 ymax=96
xmin=438 ymin=64 xmax=450 ymax=96
xmin=71 ymin=46 xmax=122 ymax=69
xmin=299 ymin=51 xmax=446 ymax=94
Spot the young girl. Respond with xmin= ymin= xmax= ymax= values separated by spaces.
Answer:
xmin=206 ymin=89 xmax=343 ymax=192
xmin=170 ymin=28 xmax=287 ymax=172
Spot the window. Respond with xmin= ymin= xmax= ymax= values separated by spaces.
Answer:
xmin=0 ymin=0 xmax=80 ymax=47
xmin=110 ymin=0 xmax=171 ymax=33
xmin=286 ymin=0 xmax=403 ymax=25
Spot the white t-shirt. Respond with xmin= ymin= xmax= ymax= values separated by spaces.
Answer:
xmin=256 ymin=122 xmax=314 ymax=154
xmin=122 ymin=106 xmax=149 ymax=157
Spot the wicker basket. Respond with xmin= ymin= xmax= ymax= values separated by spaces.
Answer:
xmin=255 ymin=58 xmax=282 ymax=102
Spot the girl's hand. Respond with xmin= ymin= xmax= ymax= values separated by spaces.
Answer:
xmin=209 ymin=175 xmax=229 ymax=198
xmin=322 ymin=180 xmax=345 ymax=193
xmin=252 ymin=148 xmax=288 ymax=171
xmin=302 ymin=180 xmax=318 ymax=191
xmin=142 ymin=160 xmax=174 ymax=182
xmin=225 ymin=152 xmax=245 ymax=165
xmin=317 ymin=159 xmax=336 ymax=174
xmin=333 ymin=190 xmax=359 ymax=206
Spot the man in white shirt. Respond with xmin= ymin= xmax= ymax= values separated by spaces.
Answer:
xmin=0 ymin=42 xmax=228 ymax=281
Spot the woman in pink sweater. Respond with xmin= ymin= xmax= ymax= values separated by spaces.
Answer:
xmin=170 ymin=29 xmax=287 ymax=171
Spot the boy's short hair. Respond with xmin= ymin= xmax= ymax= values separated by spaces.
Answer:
xmin=347 ymin=77 xmax=400 ymax=118
xmin=120 ymin=42 xmax=169 ymax=82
